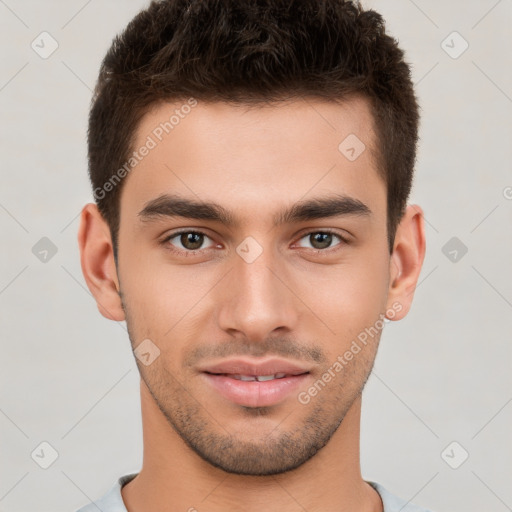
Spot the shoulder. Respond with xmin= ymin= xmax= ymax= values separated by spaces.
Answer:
xmin=366 ymin=480 xmax=435 ymax=512
xmin=74 ymin=473 xmax=138 ymax=512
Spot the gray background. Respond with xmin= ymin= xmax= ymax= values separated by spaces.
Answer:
xmin=1 ymin=1 xmax=511 ymax=511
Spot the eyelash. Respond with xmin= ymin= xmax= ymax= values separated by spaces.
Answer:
xmin=160 ymin=229 xmax=350 ymax=256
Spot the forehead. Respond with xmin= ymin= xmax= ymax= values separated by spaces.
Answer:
xmin=121 ymin=96 xmax=385 ymax=225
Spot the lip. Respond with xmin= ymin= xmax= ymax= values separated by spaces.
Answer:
xmin=199 ymin=357 xmax=311 ymax=408
xmin=202 ymin=373 xmax=310 ymax=407
xmin=198 ymin=357 xmax=311 ymax=377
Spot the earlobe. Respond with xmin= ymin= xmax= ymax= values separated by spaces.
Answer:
xmin=77 ymin=203 xmax=126 ymax=322
xmin=386 ymin=204 xmax=426 ymax=321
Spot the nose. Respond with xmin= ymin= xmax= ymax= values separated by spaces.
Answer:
xmin=217 ymin=243 xmax=300 ymax=342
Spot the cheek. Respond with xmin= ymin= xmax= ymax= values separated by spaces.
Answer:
xmin=119 ymin=256 xmax=172 ymax=338
xmin=310 ymin=253 xmax=390 ymax=340
xmin=119 ymin=252 xmax=217 ymax=346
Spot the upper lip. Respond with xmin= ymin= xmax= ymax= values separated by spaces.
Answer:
xmin=199 ymin=357 xmax=311 ymax=376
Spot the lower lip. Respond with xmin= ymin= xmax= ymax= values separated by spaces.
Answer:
xmin=202 ymin=373 xmax=310 ymax=407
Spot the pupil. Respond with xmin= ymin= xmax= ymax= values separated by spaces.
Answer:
xmin=181 ymin=232 xmax=203 ymax=250
xmin=311 ymin=233 xmax=332 ymax=249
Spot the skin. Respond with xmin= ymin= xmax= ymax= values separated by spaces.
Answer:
xmin=78 ymin=96 xmax=425 ymax=512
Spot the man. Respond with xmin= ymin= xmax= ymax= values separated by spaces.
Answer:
xmin=76 ymin=0 xmax=431 ymax=510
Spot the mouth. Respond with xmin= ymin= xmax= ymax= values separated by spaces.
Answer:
xmin=204 ymin=371 xmax=307 ymax=381
xmin=201 ymin=371 xmax=310 ymax=407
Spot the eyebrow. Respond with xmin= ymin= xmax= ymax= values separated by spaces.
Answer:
xmin=138 ymin=193 xmax=372 ymax=227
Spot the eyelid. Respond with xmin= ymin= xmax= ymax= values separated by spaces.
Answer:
xmin=293 ymin=229 xmax=350 ymax=250
xmin=160 ymin=228 xmax=351 ymax=255
xmin=161 ymin=229 xmax=218 ymax=253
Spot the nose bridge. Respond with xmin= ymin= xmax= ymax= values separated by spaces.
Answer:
xmin=217 ymin=241 xmax=298 ymax=339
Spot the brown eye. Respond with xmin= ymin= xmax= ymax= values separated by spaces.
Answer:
xmin=180 ymin=232 xmax=204 ymax=250
xmin=163 ymin=231 xmax=216 ymax=252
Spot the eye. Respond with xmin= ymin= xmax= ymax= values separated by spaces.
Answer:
xmin=162 ymin=230 xmax=216 ymax=252
xmin=296 ymin=231 xmax=347 ymax=250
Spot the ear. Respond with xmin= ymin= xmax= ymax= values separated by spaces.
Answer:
xmin=385 ymin=204 xmax=426 ymax=321
xmin=77 ymin=203 xmax=125 ymax=321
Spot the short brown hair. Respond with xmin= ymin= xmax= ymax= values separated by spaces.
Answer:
xmin=88 ymin=0 xmax=419 ymax=259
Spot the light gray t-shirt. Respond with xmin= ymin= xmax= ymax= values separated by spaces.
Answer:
xmin=75 ymin=473 xmax=434 ymax=512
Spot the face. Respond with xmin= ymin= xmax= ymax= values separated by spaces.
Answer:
xmin=115 ymin=97 xmax=395 ymax=475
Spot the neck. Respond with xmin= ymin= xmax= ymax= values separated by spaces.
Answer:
xmin=122 ymin=380 xmax=382 ymax=512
